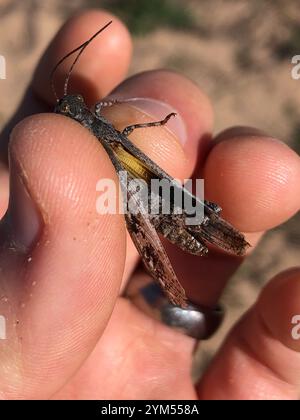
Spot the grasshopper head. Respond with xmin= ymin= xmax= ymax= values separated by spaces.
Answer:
xmin=55 ymin=94 xmax=86 ymax=121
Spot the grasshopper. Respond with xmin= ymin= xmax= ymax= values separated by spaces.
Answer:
xmin=51 ymin=21 xmax=249 ymax=307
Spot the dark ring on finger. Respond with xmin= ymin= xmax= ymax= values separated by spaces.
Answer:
xmin=125 ymin=276 xmax=224 ymax=340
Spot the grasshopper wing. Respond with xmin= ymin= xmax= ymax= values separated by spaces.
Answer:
xmin=125 ymin=210 xmax=187 ymax=307
xmin=102 ymin=141 xmax=187 ymax=307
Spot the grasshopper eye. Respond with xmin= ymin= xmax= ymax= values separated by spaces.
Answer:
xmin=61 ymin=103 xmax=70 ymax=113
xmin=76 ymin=94 xmax=84 ymax=102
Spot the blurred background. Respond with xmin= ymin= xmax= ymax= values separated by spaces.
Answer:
xmin=0 ymin=0 xmax=299 ymax=376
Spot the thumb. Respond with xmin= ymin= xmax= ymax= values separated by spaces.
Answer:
xmin=0 ymin=113 xmax=125 ymax=399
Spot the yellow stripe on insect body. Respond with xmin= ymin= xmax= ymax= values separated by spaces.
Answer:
xmin=113 ymin=144 xmax=153 ymax=182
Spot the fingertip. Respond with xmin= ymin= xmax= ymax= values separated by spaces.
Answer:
xmin=9 ymin=112 xmax=119 ymax=220
xmin=214 ymin=126 xmax=270 ymax=142
xmin=204 ymin=134 xmax=300 ymax=232
xmin=197 ymin=267 xmax=300 ymax=400
xmin=258 ymin=267 xmax=300 ymax=352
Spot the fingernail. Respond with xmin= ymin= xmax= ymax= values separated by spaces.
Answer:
xmin=5 ymin=155 xmax=42 ymax=251
xmin=110 ymin=97 xmax=187 ymax=144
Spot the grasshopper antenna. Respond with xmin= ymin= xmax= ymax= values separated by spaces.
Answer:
xmin=50 ymin=20 xmax=113 ymax=102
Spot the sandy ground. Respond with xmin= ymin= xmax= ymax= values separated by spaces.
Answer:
xmin=0 ymin=0 xmax=299 ymax=376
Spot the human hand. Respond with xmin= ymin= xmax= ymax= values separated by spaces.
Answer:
xmin=0 ymin=10 xmax=299 ymax=400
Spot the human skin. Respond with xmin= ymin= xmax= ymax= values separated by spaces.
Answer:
xmin=0 ymin=10 xmax=299 ymax=400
